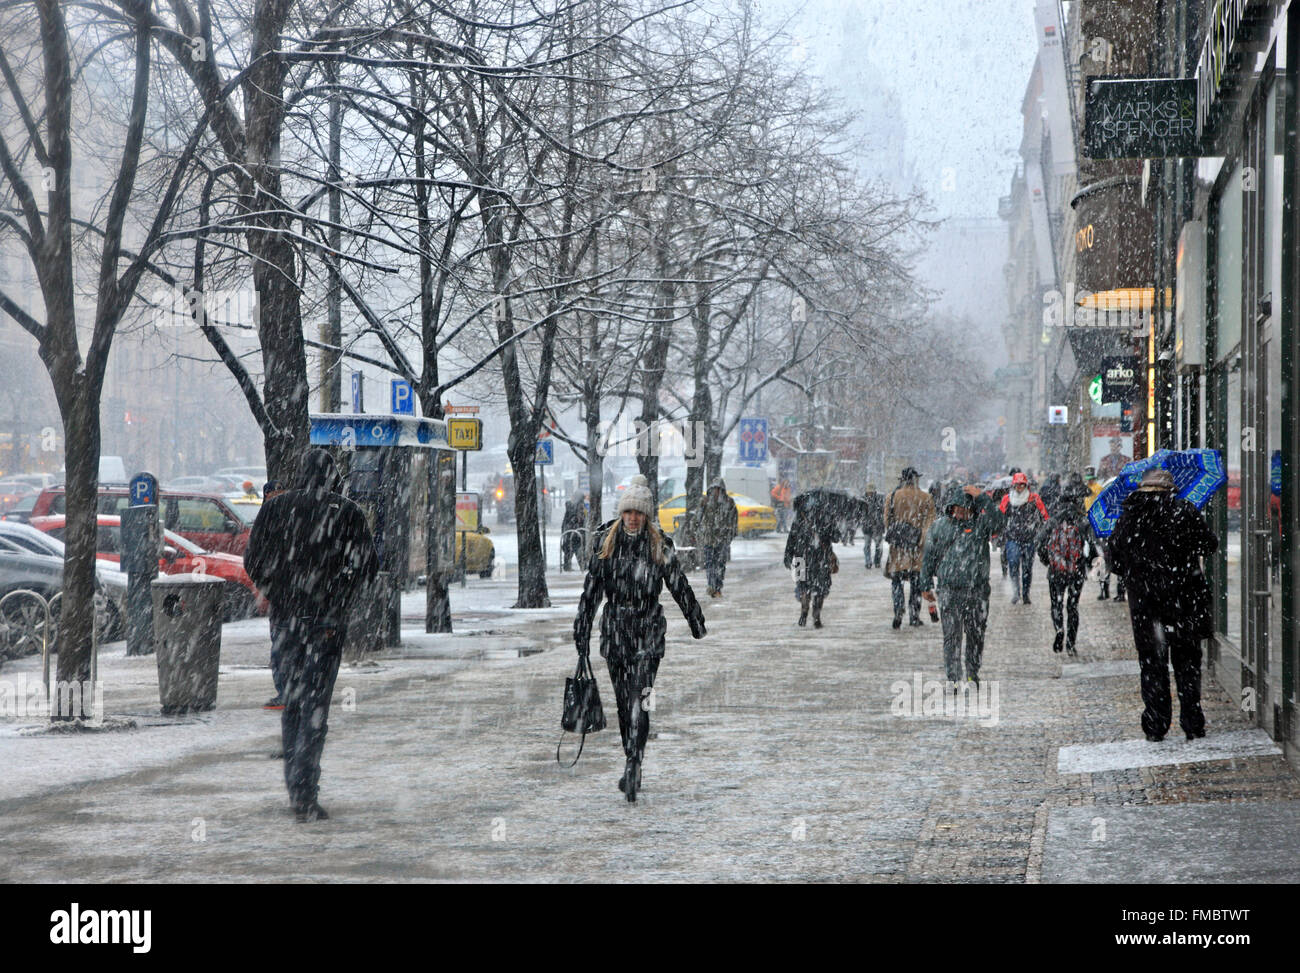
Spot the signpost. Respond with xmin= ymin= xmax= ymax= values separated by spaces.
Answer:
xmin=1048 ymin=405 xmax=1069 ymax=425
xmin=447 ymin=417 xmax=482 ymax=451
xmin=738 ymin=417 xmax=769 ymax=464
xmin=351 ymin=371 xmax=364 ymax=412
xmin=122 ymin=472 xmax=160 ymax=657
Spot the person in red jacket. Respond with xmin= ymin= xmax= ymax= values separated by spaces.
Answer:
xmin=998 ymin=472 xmax=1048 ymax=605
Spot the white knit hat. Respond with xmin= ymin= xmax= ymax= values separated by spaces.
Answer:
xmin=617 ymin=483 xmax=655 ymax=517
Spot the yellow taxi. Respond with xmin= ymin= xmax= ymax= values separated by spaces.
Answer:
xmin=453 ymin=526 xmax=496 ymax=577
xmin=657 ymin=492 xmax=778 ymax=538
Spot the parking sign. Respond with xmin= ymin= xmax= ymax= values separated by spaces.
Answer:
xmin=738 ymin=417 xmax=768 ymax=463
xmin=128 ymin=472 xmax=157 ymax=507
xmin=391 ymin=379 xmax=414 ymax=415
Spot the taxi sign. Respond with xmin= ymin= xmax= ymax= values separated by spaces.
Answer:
xmin=448 ymin=417 xmax=482 ymax=450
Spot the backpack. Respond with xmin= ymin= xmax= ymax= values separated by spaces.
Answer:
xmin=1047 ymin=519 xmax=1084 ymax=575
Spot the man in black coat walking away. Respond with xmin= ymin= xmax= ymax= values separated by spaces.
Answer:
xmin=245 ymin=449 xmax=380 ymax=821
xmin=1034 ymin=475 xmax=1098 ymax=656
xmin=560 ymin=493 xmax=588 ymax=571
xmin=860 ymin=483 xmax=885 ymax=569
xmin=698 ymin=478 xmax=739 ymax=597
xmin=784 ymin=493 xmax=840 ymax=628
xmin=1106 ymin=468 xmax=1218 ymax=742
xmin=573 ymin=483 xmax=705 ymax=802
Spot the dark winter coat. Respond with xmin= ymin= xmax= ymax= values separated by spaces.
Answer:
xmin=1106 ymin=489 xmax=1218 ymax=639
xmin=920 ymin=486 xmax=1004 ymax=595
xmin=697 ymin=489 xmax=739 ymax=547
xmin=783 ymin=512 xmax=837 ymax=597
xmin=574 ymin=524 xmax=705 ymax=660
xmin=245 ymin=451 xmax=380 ymax=621
xmin=998 ymin=490 xmax=1049 ymax=544
xmin=1033 ymin=499 xmax=1099 ymax=581
xmin=861 ymin=492 xmax=885 ymax=533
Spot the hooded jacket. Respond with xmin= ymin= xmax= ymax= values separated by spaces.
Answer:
xmin=574 ymin=523 xmax=704 ymax=659
xmin=921 ymin=486 xmax=1005 ymax=594
xmin=998 ymin=487 xmax=1048 ymax=543
xmin=245 ymin=450 xmax=380 ymax=620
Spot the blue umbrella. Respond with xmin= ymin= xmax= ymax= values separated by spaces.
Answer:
xmin=1088 ymin=448 xmax=1228 ymax=538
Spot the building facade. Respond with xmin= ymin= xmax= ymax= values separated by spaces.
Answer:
xmin=1004 ymin=0 xmax=1299 ymax=768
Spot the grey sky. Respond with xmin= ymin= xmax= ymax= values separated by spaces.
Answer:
xmin=770 ymin=0 xmax=1040 ymax=220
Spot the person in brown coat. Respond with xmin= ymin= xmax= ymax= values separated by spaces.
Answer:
xmin=884 ymin=467 xmax=937 ymax=628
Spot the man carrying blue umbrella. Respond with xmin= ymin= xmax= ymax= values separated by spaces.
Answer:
xmin=1106 ymin=468 xmax=1219 ymax=743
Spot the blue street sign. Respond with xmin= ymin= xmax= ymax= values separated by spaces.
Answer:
xmin=128 ymin=472 xmax=158 ymax=506
xmin=535 ymin=440 xmax=554 ymax=465
xmin=391 ymin=379 xmax=414 ymax=415
xmin=738 ymin=417 xmax=769 ymax=463
xmin=351 ymin=371 xmax=364 ymax=412
xmin=309 ymin=414 xmax=450 ymax=449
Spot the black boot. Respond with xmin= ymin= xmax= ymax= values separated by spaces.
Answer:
xmin=1053 ymin=632 xmax=1064 ymax=654
xmin=623 ymin=755 xmax=640 ymax=802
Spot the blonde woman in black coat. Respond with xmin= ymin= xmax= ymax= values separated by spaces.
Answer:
xmin=573 ymin=483 xmax=706 ymax=802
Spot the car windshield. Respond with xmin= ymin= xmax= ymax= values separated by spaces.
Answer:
xmin=227 ymin=501 xmax=261 ymax=526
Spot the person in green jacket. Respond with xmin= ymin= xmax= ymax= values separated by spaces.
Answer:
xmin=920 ymin=485 xmax=1006 ymax=690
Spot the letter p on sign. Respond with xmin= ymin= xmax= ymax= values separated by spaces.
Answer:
xmin=391 ymin=380 xmax=414 ymax=415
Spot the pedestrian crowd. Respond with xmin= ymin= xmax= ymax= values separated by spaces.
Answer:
xmin=245 ymin=448 xmax=1219 ymax=815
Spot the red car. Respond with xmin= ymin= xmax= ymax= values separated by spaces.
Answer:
xmin=30 ymin=488 xmax=252 ymax=555
xmin=29 ymin=514 xmax=267 ymax=621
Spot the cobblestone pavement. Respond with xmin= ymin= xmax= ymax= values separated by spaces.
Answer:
xmin=1 ymin=536 xmax=1295 ymax=883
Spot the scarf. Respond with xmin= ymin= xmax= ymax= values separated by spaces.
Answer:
xmin=1008 ymin=489 xmax=1029 ymax=508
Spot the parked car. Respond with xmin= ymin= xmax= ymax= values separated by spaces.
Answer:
xmin=0 ymin=524 xmax=124 ymax=655
xmin=30 ymin=487 xmax=252 ymax=555
xmin=213 ymin=466 xmax=267 ymax=484
xmin=656 ymin=491 xmax=778 ymax=537
xmin=165 ymin=475 xmax=221 ymax=491
xmin=454 ymin=526 xmax=495 ymax=578
xmin=30 ymin=515 xmax=266 ymax=621
xmin=0 ymin=493 xmax=39 ymax=524
xmin=4 ymin=473 xmax=58 ymax=491
xmin=0 ymin=480 xmax=38 ymax=513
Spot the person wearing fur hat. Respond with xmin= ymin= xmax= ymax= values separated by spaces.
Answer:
xmin=573 ymin=481 xmax=706 ymax=802
xmin=698 ymin=477 xmax=739 ymax=597
xmin=1106 ymin=467 xmax=1218 ymax=742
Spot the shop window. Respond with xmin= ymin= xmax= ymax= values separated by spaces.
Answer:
xmin=1225 ymin=369 xmax=1242 ymax=648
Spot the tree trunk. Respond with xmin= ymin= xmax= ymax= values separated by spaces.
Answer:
xmin=244 ymin=0 xmax=308 ymax=487
xmin=53 ymin=385 xmax=99 ymax=716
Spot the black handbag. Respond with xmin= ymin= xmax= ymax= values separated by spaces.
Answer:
xmin=556 ymin=654 xmax=607 ymax=767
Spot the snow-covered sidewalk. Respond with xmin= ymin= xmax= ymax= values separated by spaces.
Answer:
xmin=1 ymin=531 xmax=1296 ymax=882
